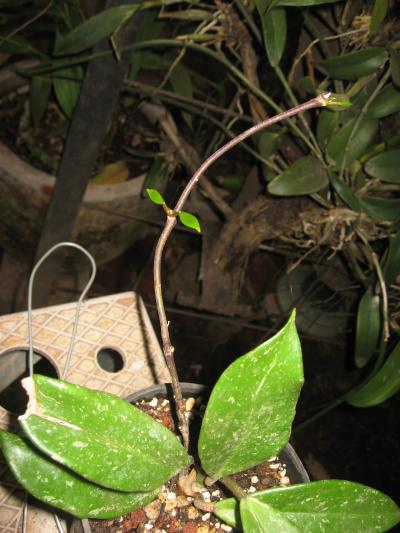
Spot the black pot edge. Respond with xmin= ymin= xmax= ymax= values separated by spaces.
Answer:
xmin=76 ymin=382 xmax=309 ymax=533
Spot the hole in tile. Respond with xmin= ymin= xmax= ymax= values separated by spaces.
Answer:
xmin=96 ymin=347 xmax=124 ymax=373
xmin=0 ymin=349 xmax=59 ymax=414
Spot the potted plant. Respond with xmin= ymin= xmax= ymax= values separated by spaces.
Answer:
xmin=0 ymin=94 xmax=399 ymax=532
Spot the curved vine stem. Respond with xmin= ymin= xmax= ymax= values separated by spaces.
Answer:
xmin=153 ymin=93 xmax=332 ymax=451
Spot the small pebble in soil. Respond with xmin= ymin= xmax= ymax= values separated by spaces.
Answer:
xmin=247 ymin=486 xmax=257 ymax=493
xmin=149 ymin=397 xmax=158 ymax=408
xmin=280 ymin=476 xmax=290 ymax=485
xmin=202 ymin=513 xmax=211 ymax=522
xmin=250 ymin=475 xmax=259 ymax=484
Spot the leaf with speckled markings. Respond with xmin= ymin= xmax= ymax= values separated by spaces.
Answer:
xmin=198 ymin=311 xmax=303 ymax=480
xmin=241 ymin=497 xmax=300 ymax=532
xmin=0 ymin=430 xmax=158 ymax=519
xmin=19 ymin=375 xmax=189 ymax=492
xmin=215 ymin=480 xmax=400 ymax=532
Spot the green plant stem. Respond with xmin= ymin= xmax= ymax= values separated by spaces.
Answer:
xmin=339 ymin=68 xmax=391 ymax=182
xmin=220 ymin=476 xmax=247 ymax=500
xmin=153 ymin=94 xmax=331 ymax=451
xmin=274 ymin=65 xmax=323 ymax=160
xmin=233 ymin=0 xmax=262 ymax=44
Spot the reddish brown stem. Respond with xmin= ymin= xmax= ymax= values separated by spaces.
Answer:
xmin=153 ymin=93 xmax=330 ymax=450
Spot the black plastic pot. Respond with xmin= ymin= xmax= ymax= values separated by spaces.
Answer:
xmin=72 ymin=383 xmax=309 ymax=532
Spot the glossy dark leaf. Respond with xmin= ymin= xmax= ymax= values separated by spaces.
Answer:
xmin=365 ymin=149 xmax=400 ymax=183
xmin=0 ymin=430 xmax=157 ymax=519
xmin=367 ymin=84 xmax=400 ymax=118
xmin=318 ymin=48 xmax=388 ymax=80
xmin=389 ymin=48 xmax=400 ymax=88
xmin=347 ymin=341 xmax=400 ymax=407
xmin=215 ymin=480 xmax=400 ymax=532
xmin=370 ymin=0 xmax=388 ymax=36
xmin=268 ymin=156 xmax=328 ymax=196
xmin=327 ymin=118 xmax=378 ymax=170
xmin=198 ymin=312 xmax=303 ymax=480
xmin=19 ymin=375 xmax=189 ymax=492
xmin=328 ymin=173 xmax=361 ymax=212
xmin=55 ymin=5 xmax=138 ymax=55
xmin=354 ymin=288 xmax=381 ymax=368
xmin=359 ymin=196 xmax=400 ymax=222
xmin=382 ymin=232 xmax=400 ymax=285
xmin=30 ymin=76 xmax=52 ymax=128
xmin=256 ymin=1 xmax=286 ymax=67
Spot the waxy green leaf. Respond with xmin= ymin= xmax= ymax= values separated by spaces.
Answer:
xmin=215 ymin=480 xmax=400 ymax=532
xmin=389 ymin=48 xmax=400 ymax=88
xmin=328 ymin=173 xmax=361 ymax=212
xmin=382 ymin=232 xmax=400 ymax=285
xmin=365 ymin=149 xmax=400 ymax=183
xmin=198 ymin=312 xmax=303 ymax=480
xmin=317 ymin=110 xmax=339 ymax=147
xmin=366 ymin=84 xmax=400 ymax=118
xmin=55 ymin=5 xmax=138 ymax=55
xmin=53 ymin=66 xmax=82 ymax=118
xmin=240 ymin=497 xmax=299 ymax=533
xmin=0 ymin=430 xmax=157 ymax=519
xmin=19 ymin=375 xmax=189 ymax=492
xmin=359 ymin=196 xmax=400 ymax=222
xmin=327 ymin=118 xmax=378 ymax=170
xmin=30 ymin=76 xmax=52 ymax=128
xmin=146 ymin=188 xmax=165 ymax=205
xmin=347 ymin=341 xmax=400 ymax=407
xmin=268 ymin=156 xmax=328 ymax=196
xmin=178 ymin=211 xmax=201 ymax=233
xmin=370 ymin=0 xmax=388 ymax=36
xmin=318 ymin=48 xmax=388 ymax=80
xmin=256 ymin=1 xmax=286 ymax=67
xmin=354 ymin=288 xmax=381 ymax=368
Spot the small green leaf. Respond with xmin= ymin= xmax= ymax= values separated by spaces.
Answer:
xmin=382 ymin=232 xmax=400 ymax=285
xmin=198 ymin=311 xmax=303 ymax=480
xmin=370 ymin=0 xmax=388 ymax=36
xmin=178 ymin=211 xmax=201 ymax=233
xmin=367 ymin=84 xmax=400 ymax=118
xmin=55 ymin=5 xmax=138 ymax=55
xmin=365 ymin=149 xmax=400 ymax=183
xmin=215 ymin=480 xmax=400 ymax=532
xmin=146 ymin=188 xmax=165 ymax=205
xmin=268 ymin=156 xmax=329 ymax=196
xmin=328 ymin=173 xmax=361 ymax=212
xmin=354 ymin=288 xmax=381 ymax=368
xmin=0 ymin=430 xmax=157 ymax=519
xmin=30 ymin=76 xmax=52 ymax=128
xmin=389 ymin=48 xmax=400 ymax=88
xmin=256 ymin=2 xmax=287 ymax=67
xmin=359 ymin=196 xmax=400 ymax=222
xmin=317 ymin=48 xmax=388 ymax=80
xmin=240 ymin=497 xmax=300 ymax=533
xmin=324 ymin=93 xmax=352 ymax=110
xmin=327 ymin=118 xmax=378 ymax=170
xmin=19 ymin=375 xmax=189 ymax=492
xmin=53 ymin=66 xmax=82 ymax=118
xmin=347 ymin=341 xmax=400 ymax=407
xmin=258 ymin=130 xmax=283 ymax=158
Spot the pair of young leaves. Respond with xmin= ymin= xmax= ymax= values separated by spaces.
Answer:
xmin=0 ymin=313 xmax=399 ymax=531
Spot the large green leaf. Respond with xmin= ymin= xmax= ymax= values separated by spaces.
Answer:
xmin=240 ymin=497 xmax=300 ymax=533
xmin=268 ymin=156 xmax=328 ymax=196
xmin=215 ymin=480 xmax=400 ymax=532
xmin=390 ymin=48 xmax=400 ymax=88
xmin=53 ymin=65 xmax=82 ymax=118
xmin=354 ymin=288 xmax=381 ymax=368
xmin=382 ymin=232 xmax=400 ymax=285
xmin=0 ymin=430 xmax=157 ymax=519
xmin=365 ymin=149 xmax=400 ymax=183
xmin=328 ymin=172 xmax=361 ymax=211
xmin=198 ymin=311 xmax=303 ymax=480
xmin=19 ymin=375 xmax=189 ymax=492
xmin=256 ymin=1 xmax=286 ymax=67
xmin=367 ymin=84 xmax=400 ymax=118
xmin=347 ymin=341 xmax=400 ymax=407
xmin=55 ymin=5 xmax=138 ymax=55
xmin=359 ymin=196 xmax=400 ymax=222
xmin=258 ymin=130 xmax=283 ymax=158
xmin=317 ymin=48 xmax=388 ymax=80
xmin=327 ymin=118 xmax=378 ymax=170
xmin=316 ymin=109 xmax=339 ymax=147
xmin=370 ymin=0 xmax=388 ymax=36
xmin=30 ymin=76 xmax=52 ymax=128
